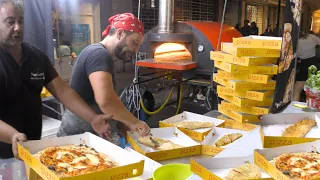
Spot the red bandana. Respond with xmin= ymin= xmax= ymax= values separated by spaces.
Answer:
xmin=102 ymin=13 xmax=144 ymax=37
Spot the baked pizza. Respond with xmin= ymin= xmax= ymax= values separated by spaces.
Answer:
xmin=34 ymin=144 xmax=118 ymax=177
xmin=282 ymin=119 xmax=316 ymax=137
xmin=171 ymin=121 xmax=214 ymax=130
xmin=137 ymin=136 xmax=184 ymax=150
xmin=224 ymin=164 xmax=262 ymax=180
xmin=271 ymin=152 xmax=320 ymax=179
xmin=215 ymin=133 xmax=243 ymax=147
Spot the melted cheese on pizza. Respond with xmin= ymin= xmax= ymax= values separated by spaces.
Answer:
xmin=272 ymin=152 xmax=320 ymax=179
xmin=35 ymin=144 xmax=118 ymax=177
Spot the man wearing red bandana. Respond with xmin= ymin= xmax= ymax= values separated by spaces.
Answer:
xmin=58 ymin=13 xmax=150 ymax=144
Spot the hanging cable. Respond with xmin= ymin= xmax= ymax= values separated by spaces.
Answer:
xmin=206 ymin=0 xmax=228 ymax=110
xmin=175 ymin=83 xmax=183 ymax=115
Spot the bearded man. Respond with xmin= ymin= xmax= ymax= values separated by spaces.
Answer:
xmin=57 ymin=13 xmax=150 ymax=144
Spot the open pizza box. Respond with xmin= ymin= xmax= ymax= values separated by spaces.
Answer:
xmin=159 ymin=111 xmax=225 ymax=141
xmin=254 ymin=140 xmax=320 ymax=180
xmin=19 ymin=132 xmax=145 ymax=180
xmin=201 ymin=127 xmax=249 ymax=156
xmin=190 ymin=155 xmax=272 ymax=180
xmin=215 ymin=127 xmax=263 ymax=158
xmin=127 ymin=126 xmax=201 ymax=161
xmin=260 ymin=112 xmax=320 ymax=148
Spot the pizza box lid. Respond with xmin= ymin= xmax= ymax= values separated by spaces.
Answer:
xmin=18 ymin=132 xmax=145 ymax=180
xmin=159 ymin=111 xmax=225 ymax=142
xmin=259 ymin=112 xmax=320 ymax=148
xmin=233 ymin=36 xmax=282 ymax=50
xmin=201 ymin=128 xmax=250 ymax=156
xmin=190 ymin=155 xmax=272 ymax=180
xmin=254 ymin=140 xmax=320 ymax=180
xmin=127 ymin=126 xmax=202 ymax=161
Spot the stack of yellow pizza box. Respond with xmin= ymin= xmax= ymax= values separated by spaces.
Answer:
xmin=212 ymin=36 xmax=282 ymax=129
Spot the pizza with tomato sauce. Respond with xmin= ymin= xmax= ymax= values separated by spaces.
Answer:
xmin=34 ymin=144 xmax=118 ymax=177
xmin=271 ymin=152 xmax=320 ymax=179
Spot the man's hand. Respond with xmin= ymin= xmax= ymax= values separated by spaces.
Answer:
xmin=90 ymin=114 xmax=113 ymax=141
xmin=12 ymin=132 xmax=27 ymax=159
xmin=129 ymin=121 xmax=151 ymax=136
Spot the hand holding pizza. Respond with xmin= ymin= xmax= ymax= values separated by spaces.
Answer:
xmin=90 ymin=114 xmax=113 ymax=141
xmin=11 ymin=132 xmax=27 ymax=159
xmin=129 ymin=120 xmax=151 ymax=136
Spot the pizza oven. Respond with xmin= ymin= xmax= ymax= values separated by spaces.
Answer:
xmin=138 ymin=0 xmax=242 ymax=75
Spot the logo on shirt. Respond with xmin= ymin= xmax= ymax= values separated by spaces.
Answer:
xmin=30 ymin=68 xmax=45 ymax=80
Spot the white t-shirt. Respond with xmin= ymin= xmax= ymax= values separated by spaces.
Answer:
xmin=297 ymin=34 xmax=320 ymax=59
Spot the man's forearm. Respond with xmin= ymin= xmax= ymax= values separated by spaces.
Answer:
xmin=47 ymin=79 xmax=97 ymax=124
xmin=0 ymin=120 xmax=19 ymax=144
xmin=99 ymin=91 xmax=139 ymax=126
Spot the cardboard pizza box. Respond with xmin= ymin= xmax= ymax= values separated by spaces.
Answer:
xmin=214 ymin=61 xmax=278 ymax=75
xmin=260 ymin=112 xmax=320 ymax=148
xmin=201 ymin=128 xmax=249 ymax=156
xmin=159 ymin=111 xmax=225 ymax=141
xmin=218 ymin=94 xmax=273 ymax=107
xmin=217 ymin=70 xmax=273 ymax=84
xmin=215 ymin=127 xmax=262 ymax=158
xmin=218 ymin=105 xmax=260 ymax=123
xmin=210 ymin=51 xmax=278 ymax=66
xmin=233 ymin=36 xmax=282 ymax=50
xmin=18 ymin=132 xmax=145 ymax=180
xmin=217 ymin=115 xmax=258 ymax=131
xmin=221 ymin=43 xmax=280 ymax=57
xmin=190 ymin=156 xmax=272 ymax=180
xmin=220 ymin=101 xmax=269 ymax=115
xmin=254 ymin=140 xmax=320 ymax=180
xmin=217 ymin=85 xmax=274 ymax=102
xmin=127 ymin=127 xmax=201 ymax=161
xmin=213 ymin=75 xmax=276 ymax=92
xmin=125 ymin=148 xmax=162 ymax=180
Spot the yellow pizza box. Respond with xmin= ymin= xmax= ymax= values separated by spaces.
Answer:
xmin=124 ymin=148 xmax=162 ymax=180
xmin=230 ymin=80 xmax=276 ymax=91
xmin=214 ymin=61 xmax=278 ymax=75
xmin=127 ymin=127 xmax=201 ymax=161
xmin=217 ymin=115 xmax=258 ymax=131
xmin=217 ymin=70 xmax=272 ymax=84
xmin=218 ymin=94 xmax=273 ymax=107
xmin=222 ymin=43 xmax=281 ymax=57
xmin=191 ymin=155 xmax=272 ymax=180
xmin=18 ymin=132 xmax=145 ymax=180
xmin=213 ymin=75 xmax=276 ymax=91
xmin=210 ymin=51 xmax=278 ymax=66
xmin=220 ymin=101 xmax=269 ymax=115
xmin=218 ymin=105 xmax=260 ymax=123
xmin=259 ymin=112 xmax=320 ymax=148
xmin=254 ymin=140 xmax=320 ymax=180
xmin=201 ymin=128 xmax=249 ymax=156
xmin=217 ymin=85 xmax=274 ymax=101
xmin=233 ymin=36 xmax=282 ymax=50
xmin=159 ymin=111 xmax=225 ymax=141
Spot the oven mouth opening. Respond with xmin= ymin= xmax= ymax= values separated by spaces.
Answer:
xmin=154 ymin=43 xmax=192 ymax=63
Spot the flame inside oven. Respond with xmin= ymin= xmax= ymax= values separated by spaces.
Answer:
xmin=154 ymin=43 xmax=192 ymax=63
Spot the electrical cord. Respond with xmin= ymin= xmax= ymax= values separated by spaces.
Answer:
xmin=205 ymin=0 xmax=228 ymax=110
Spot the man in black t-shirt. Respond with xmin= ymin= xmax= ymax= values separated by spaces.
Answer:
xmin=0 ymin=1 xmax=114 ymax=159
xmin=58 ymin=13 xmax=151 ymax=143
